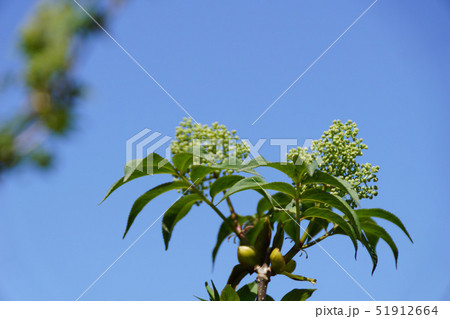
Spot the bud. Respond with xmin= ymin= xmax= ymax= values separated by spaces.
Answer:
xmin=269 ymin=248 xmax=286 ymax=274
xmin=272 ymin=223 xmax=284 ymax=250
xmin=237 ymin=246 xmax=259 ymax=268
xmin=254 ymin=219 xmax=272 ymax=263
xmin=285 ymin=259 xmax=297 ymax=273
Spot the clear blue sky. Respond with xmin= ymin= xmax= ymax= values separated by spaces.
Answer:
xmin=0 ymin=0 xmax=449 ymax=301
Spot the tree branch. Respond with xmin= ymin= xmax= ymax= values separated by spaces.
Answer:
xmin=255 ymin=263 xmax=270 ymax=301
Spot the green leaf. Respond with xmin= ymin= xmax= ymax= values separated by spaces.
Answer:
xmin=220 ymin=285 xmax=240 ymax=301
xmin=304 ymin=218 xmax=329 ymax=244
xmin=283 ymin=219 xmax=299 ymax=242
xmin=303 ymin=170 xmax=360 ymax=206
xmin=210 ymin=280 xmax=220 ymax=300
xmin=100 ymin=173 xmax=146 ymax=204
xmin=302 ymin=207 xmax=358 ymax=252
xmin=210 ymin=175 xmax=245 ymax=200
xmin=245 ymin=219 xmax=265 ymax=246
xmin=122 ymin=181 xmax=190 ymax=238
xmin=359 ymin=217 xmax=380 ymax=247
xmin=356 ymin=208 xmax=412 ymax=242
xmin=238 ymin=157 xmax=303 ymax=183
xmin=236 ymin=281 xmax=257 ymax=301
xmin=281 ymin=289 xmax=316 ymax=301
xmin=281 ymin=272 xmax=317 ymax=284
xmin=362 ymin=223 xmax=399 ymax=267
xmin=305 ymin=161 xmax=319 ymax=176
xmin=257 ymin=192 xmax=292 ymax=216
xmin=189 ymin=165 xmax=219 ymax=184
xmin=272 ymin=223 xmax=285 ymax=250
xmin=194 ymin=295 xmax=207 ymax=301
xmin=124 ymin=153 xmax=176 ymax=181
xmin=205 ymin=281 xmax=220 ymax=301
xmin=218 ymin=176 xmax=268 ymax=203
xmin=172 ymin=153 xmax=195 ymax=174
xmin=264 ymin=294 xmax=275 ymax=301
xmin=253 ymin=219 xmax=271 ymax=263
xmin=210 ymin=158 xmax=260 ymax=175
xmin=263 ymin=182 xmax=297 ymax=199
xmin=227 ymin=264 xmax=251 ymax=290
xmin=360 ymin=232 xmax=378 ymax=274
xmin=301 ymin=189 xmax=361 ymax=237
xmin=162 ymin=194 xmax=203 ymax=249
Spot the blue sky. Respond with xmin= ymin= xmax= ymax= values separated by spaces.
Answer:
xmin=0 ymin=0 xmax=449 ymax=301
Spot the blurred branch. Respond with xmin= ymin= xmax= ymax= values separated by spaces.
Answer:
xmin=0 ymin=0 xmax=127 ymax=178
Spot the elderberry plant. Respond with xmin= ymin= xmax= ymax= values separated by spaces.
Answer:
xmin=102 ymin=119 xmax=412 ymax=301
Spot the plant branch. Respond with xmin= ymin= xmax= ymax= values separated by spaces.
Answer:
xmin=225 ymin=195 xmax=242 ymax=233
xmin=301 ymin=227 xmax=336 ymax=249
xmin=179 ymin=175 xmax=248 ymax=245
xmin=255 ymin=263 xmax=270 ymax=301
xmin=284 ymin=242 xmax=301 ymax=264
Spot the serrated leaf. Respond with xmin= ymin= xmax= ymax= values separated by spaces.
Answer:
xmin=189 ymin=165 xmax=219 ymax=184
xmin=218 ymin=176 xmax=267 ymax=203
xmin=236 ymin=281 xmax=257 ymax=301
xmin=360 ymin=232 xmax=378 ymax=274
xmin=172 ymin=153 xmax=195 ymax=173
xmin=356 ymin=208 xmax=412 ymax=242
xmin=263 ymin=182 xmax=297 ymax=198
xmin=302 ymin=207 xmax=358 ymax=252
xmin=210 ymin=175 xmax=245 ymax=199
xmin=210 ymin=157 xmax=260 ymax=175
xmin=257 ymin=192 xmax=292 ymax=216
xmin=305 ymin=161 xmax=319 ymax=176
xmin=239 ymin=157 xmax=302 ymax=183
xmin=303 ymin=170 xmax=360 ymax=206
xmin=122 ymin=181 xmax=190 ymax=238
xmin=301 ymin=189 xmax=361 ymax=238
xmin=264 ymin=162 xmax=299 ymax=182
xmin=281 ymin=289 xmax=316 ymax=301
xmin=362 ymin=223 xmax=399 ymax=268
xmin=100 ymin=173 xmax=146 ymax=204
xmin=124 ymin=153 xmax=175 ymax=181
xmin=283 ymin=219 xmax=299 ymax=242
xmin=304 ymin=218 xmax=329 ymax=244
xmin=162 ymin=194 xmax=203 ymax=249
xmin=220 ymin=285 xmax=240 ymax=301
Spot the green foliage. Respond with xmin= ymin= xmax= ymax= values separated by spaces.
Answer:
xmin=288 ymin=120 xmax=380 ymax=208
xmin=236 ymin=282 xmax=258 ymax=301
xmin=0 ymin=0 xmax=109 ymax=176
xmin=281 ymin=289 xmax=316 ymax=301
xmin=104 ymin=119 xmax=412 ymax=301
xmin=220 ymin=285 xmax=240 ymax=301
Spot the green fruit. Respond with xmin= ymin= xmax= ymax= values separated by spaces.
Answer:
xmin=237 ymin=246 xmax=259 ymax=268
xmin=269 ymin=248 xmax=286 ymax=274
xmin=285 ymin=259 xmax=297 ymax=273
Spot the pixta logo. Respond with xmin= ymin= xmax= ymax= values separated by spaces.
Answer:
xmin=126 ymin=128 xmax=320 ymax=174
xmin=126 ymin=129 xmax=172 ymax=175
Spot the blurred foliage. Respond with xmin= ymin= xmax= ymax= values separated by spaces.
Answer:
xmin=0 ymin=0 xmax=122 ymax=177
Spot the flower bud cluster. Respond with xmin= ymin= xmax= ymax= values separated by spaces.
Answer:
xmin=288 ymin=120 xmax=379 ymax=207
xmin=170 ymin=118 xmax=250 ymax=191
